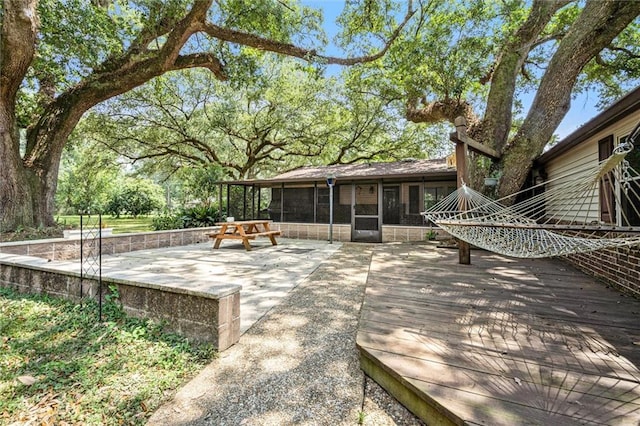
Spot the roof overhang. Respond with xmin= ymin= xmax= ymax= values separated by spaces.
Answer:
xmin=217 ymin=171 xmax=457 ymax=187
xmin=537 ymin=86 xmax=640 ymax=165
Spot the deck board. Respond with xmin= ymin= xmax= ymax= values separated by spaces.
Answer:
xmin=357 ymin=243 xmax=640 ymax=425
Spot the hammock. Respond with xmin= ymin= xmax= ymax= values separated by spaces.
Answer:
xmin=422 ymin=129 xmax=640 ymax=258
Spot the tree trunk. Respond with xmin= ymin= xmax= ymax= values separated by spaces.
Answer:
xmin=0 ymin=109 xmax=34 ymax=231
xmin=498 ymin=0 xmax=640 ymax=198
xmin=464 ymin=1 xmax=568 ymax=190
xmin=477 ymin=0 xmax=569 ymax=153
xmin=1 ymin=0 xmax=39 ymax=230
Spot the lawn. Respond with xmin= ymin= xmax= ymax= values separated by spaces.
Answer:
xmin=0 ymin=287 xmax=215 ymax=425
xmin=55 ymin=215 xmax=155 ymax=234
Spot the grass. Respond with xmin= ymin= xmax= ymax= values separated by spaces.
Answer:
xmin=0 ymin=286 xmax=216 ymax=425
xmin=55 ymin=215 xmax=155 ymax=234
xmin=0 ymin=215 xmax=155 ymax=243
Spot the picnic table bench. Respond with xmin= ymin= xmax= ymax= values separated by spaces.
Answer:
xmin=209 ymin=220 xmax=281 ymax=251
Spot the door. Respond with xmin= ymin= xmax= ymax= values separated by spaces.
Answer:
xmin=352 ymin=182 xmax=382 ymax=242
xmin=383 ymin=186 xmax=400 ymax=224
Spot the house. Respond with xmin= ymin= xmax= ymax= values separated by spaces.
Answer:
xmin=216 ymin=158 xmax=457 ymax=243
xmin=534 ymin=86 xmax=640 ymax=296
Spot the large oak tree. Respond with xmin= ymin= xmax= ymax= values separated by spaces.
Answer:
xmin=0 ymin=0 xmax=414 ymax=230
xmin=3 ymin=0 xmax=640 ymax=231
xmin=394 ymin=0 xmax=640 ymax=196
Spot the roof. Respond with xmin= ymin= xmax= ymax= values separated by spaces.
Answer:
xmin=272 ymin=158 xmax=454 ymax=180
xmin=221 ymin=158 xmax=456 ymax=186
xmin=537 ymin=86 xmax=640 ymax=164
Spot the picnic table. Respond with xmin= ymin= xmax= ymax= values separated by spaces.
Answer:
xmin=209 ymin=220 xmax=281 ymax=251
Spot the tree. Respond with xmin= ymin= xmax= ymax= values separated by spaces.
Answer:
xmin=0 ymin=0 xmax=415 ymax=230
xmin=55 ymin=133 xmax=122 ymax=215
xmin=86 ymin=58 xmax=439 ymax=180
xmin=105 ymin=177 xmax=165 ymax=218
xmin=346 ymin=0 xmax=640 ymax=197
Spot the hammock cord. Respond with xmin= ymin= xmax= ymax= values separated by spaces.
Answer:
xmin=423 ymin=123 xmax=640 ymax=258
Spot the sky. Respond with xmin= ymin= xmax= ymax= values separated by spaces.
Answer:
xmin=301 ymin=0 xmax=601 ymax=141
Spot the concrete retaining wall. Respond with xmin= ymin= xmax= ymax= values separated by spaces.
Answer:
xmin=0 ymin=227 xmax=218 ymax=261
xmin=0 ymin=254 xmax=240 ymax=350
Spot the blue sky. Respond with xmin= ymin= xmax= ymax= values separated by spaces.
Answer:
xmin=302 ymin=0 xmax=600 ymax=141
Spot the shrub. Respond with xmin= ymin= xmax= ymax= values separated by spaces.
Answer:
xmin=180 ymin=205 xmax=225 ymax=228
xmin=151 ymin=212 xmax=184 ymax=231
xmin=151 ymin=205 xmax=225 ymax=231
xmin=106 ymin=178 xmax=165 ymax=218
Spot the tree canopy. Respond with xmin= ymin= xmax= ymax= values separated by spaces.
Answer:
xmin=85 ymin=56 xmax=441 ymax=181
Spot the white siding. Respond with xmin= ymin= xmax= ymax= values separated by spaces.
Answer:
xmin=544 ymin=141 xmax=599 ymax=223
xmin=543 ymin=110 xmax=640 ymax=225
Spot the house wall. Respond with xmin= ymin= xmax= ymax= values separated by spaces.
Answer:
xmin=540 ymin=110 xmax=640 ymax=298
xmin=563 ymin=244 xmax=640 ymax=299
xmin=276 ymin=222 xmax=447 ymax=243
xmin=269 ymin=179 xmax=458 ymax=229
xmin=544 ymin=142 xmax=599 ymax=223
xmin=543 ymin=113 xmax=640 ymax=224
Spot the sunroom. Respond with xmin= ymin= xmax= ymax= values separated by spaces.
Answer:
xmin=215 ymin=158 xmax=457 ymax=243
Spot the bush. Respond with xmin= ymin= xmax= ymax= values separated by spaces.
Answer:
xmin=180 ymin=205 xmax=225 ymax=228
xmin=151 ymin=205 xmax=225 ymax=231
xmin=151 ymin=212 xmax=184 ymax=231
xmin=106 ymin=178 xmax=165 ymax=218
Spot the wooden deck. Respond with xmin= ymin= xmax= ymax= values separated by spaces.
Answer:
xmin=357 ymin=243 xmax=640 ymax=425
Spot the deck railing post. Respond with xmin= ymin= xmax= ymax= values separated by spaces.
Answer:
xmin=453 ymin=117 xmax=471 ymax=265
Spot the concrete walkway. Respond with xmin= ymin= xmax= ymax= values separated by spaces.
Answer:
xmin=148 ymin=242 xmax=377 ymax=425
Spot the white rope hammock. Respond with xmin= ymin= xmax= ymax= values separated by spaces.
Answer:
xmin=423 ymin=129 xmax=640 ymax=258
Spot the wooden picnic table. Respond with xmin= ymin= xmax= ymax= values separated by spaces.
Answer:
xmin=209 ymin=220 xmax=281 ymax=251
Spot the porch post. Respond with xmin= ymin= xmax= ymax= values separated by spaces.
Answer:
xmin=219 ymin=183 xmax=223 ymax=221
xmin=257 ymin=185 xmax=262 ymax=219
xmin=243 ymin=185 xmax=247 ymax=220
xmin=327 ymin=176 xmax=336 ymax=244
xmin=280 ymin=183 xmax=284 ymax=223
xmin=313 ymin=181 xmax=318 ymax=223
xmin=454 ymin=117 xmax=471 ymax=265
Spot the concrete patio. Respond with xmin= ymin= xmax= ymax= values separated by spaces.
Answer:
xmin=29 ymin=238 xmax=341 ymax=335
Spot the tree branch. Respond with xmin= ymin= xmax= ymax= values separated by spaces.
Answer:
xmin=406 ymin=97 xmax=478 ymax=126
xmin=500 ymin=0 xmax=640 ymax=198
xmin=1 ymin=0 xmax=39 ymax=103
xmin=477 ymin=0 xmax=570 ymax=153
xmin=198 ymin=1 xmax=416 ymax=66
xmin=172 ymin=53 xmax=227 ymax=80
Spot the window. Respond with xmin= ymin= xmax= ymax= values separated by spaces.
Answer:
xmin=424 ymin=187 xmax=437 ymax=210
xmin=408 ymin=185 xmax=420 ymax=214
xmin=317 ymin=188 xmax=329 ymax=205
xmin=598 ymin=135 xmax=615 ymax=223
xmin=423 ymin=185 xmax=456 ymax=210
xmin=620 ymin=134 xmax=640 ymax=226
